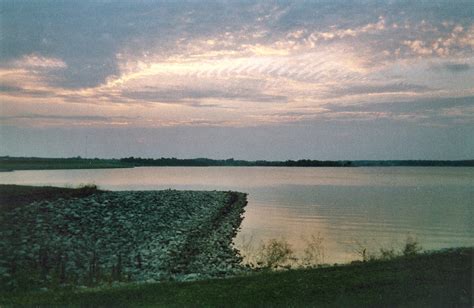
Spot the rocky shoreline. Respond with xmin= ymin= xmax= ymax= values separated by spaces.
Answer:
xmin=0 ymin=190 xmax=247 ymax=289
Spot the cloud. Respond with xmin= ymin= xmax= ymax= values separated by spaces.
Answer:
xmin=123 ymin=89 xmax=288 ymax=105
xmin=11 ymin=54 xmax=67 ymax=70
xmin=261 ymin=95 xmax=474 ymax=127
xmin=0 ymin=54 xmax=68 ymax=98
xmin=403 ymin=40 xmax=434 ymax=56
xmin=400 ymin=23 xmax=474 ymax=58
xmin=308 ymin=16 xmax=387 ymax=42
xmin=428 ymin=60 xmax=473 ymax=75
xmin=322 ymin=82 xmax=432 ymax=99
xmin=0 ymin=114 xmax=137 ymax=121
xmin=324 ymin=96 xmax=474 ymax=113
xmin=443 ymin=63 xmax=471 ymax=72
xmin=0 ymin=84 xmax=56 ymax=98
xmin=0 ymin=113 xmax=141 ymax=127
xmin=241 ymin=95 xmax=474 ymax=126
xmin=1 ymin=1 xmax=473 ymax=129
xmin=0 ymin=85 xmax=22 ymax=92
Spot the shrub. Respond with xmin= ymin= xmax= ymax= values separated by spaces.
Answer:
xmin=77 ymin=183 xmax=98 ymax=191
xmin=351 ymin=240 xmax=372 ymax=262
xmin=379 ymin=247 xmax=397 ymax=260
xmin=257 ymin=239 xmax=294 ymax=269
xmin=402 ymin=236 xmax=422 ymax=256
xmin=301 ymin=233 xmax=325 ymax=266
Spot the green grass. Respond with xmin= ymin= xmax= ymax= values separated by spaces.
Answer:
xmin=1 ymin=248 xmax=471 ymax=307
xmin=0 ymin=184 xmax=101 ymax=212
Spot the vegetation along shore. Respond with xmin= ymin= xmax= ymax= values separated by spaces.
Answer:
xmin=1 ymin=156 xmax=473 ymax=171
xmin=0 ymin=184 xmax=472 ymax=306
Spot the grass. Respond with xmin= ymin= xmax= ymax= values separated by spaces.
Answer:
xmin=1 ymin=248 xmax=471 ymax=307
xmin=0 ymin=184 xmax=101 ymax=212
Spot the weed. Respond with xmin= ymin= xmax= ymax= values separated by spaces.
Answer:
xmin=301 ymin=233 xmax=325 ymax=266
xmin=379 ymin=247 xmax=397 ymax=260
xmin=351 ymin=235 xmax=423 ymax=262
xmin=256 ymin=238 xmax=294 ymax=269
xmin=402 ymin=235 xmax=422 ymax=256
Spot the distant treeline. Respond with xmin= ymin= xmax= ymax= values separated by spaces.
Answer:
xmin=1 ymin=156 xmax=473 ymax=171
xmin=119 ymin=157 xmax=352 ymax=167
xmin=349 ymin=160 xmax=474 ymax=167
xmin=119 ymin=157 xmax=474 ymax=167
xmin=0 ymin=156 xmax=130 ymax=171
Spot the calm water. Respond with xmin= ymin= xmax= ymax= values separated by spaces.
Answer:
xmin=1 ymin=167 xmax=473 ymax=263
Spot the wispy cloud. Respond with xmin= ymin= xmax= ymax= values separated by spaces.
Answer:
xmin=1 ymin=1 xmax=473 ymax=129
xmin=0 ymin=114 xmax=137 ymax=121
xmin=0 ymin=113 xmax=140 ymax=127
xmin=122 ymin=89 xmax=288 ymax=104
xmin=320 ymin=95 xmax=474 ymax=126
xmin=444 ymin=63 xmax=471 ymax=72
xmin=11 ymin=54 xmax=67 ymax=70
xmin=321 ymin=82 xmax=433 ymax=99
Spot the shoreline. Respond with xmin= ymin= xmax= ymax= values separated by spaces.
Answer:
xmin=1 ymin=185 xmax=471 ymax=306
xmin=2 ymin=247 xmax=471 ymax=306
xmin=0 ymin=186 xmax=248 ymax=290
xmin=1 ymin=156 xmax=473 ymax=171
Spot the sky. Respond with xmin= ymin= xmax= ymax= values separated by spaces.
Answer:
xmin=0 ymin=0 xmax=473 ymax=160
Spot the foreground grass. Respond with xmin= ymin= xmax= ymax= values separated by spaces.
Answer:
xmin=1 ymin=247 xmax=471 ymax=307
xmin=0 ymin=184 xmax=101 ymax=212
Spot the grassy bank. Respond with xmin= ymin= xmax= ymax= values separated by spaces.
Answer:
xmin=1 ymin=247 xmax=471 ymax=306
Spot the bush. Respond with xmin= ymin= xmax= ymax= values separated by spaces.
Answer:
xmin=302 ymin=233 xmax=325 ymax=266
xmin=243 ymin=235 xmax=423 ymax=270
xmin=379 ymin=247 xmax=397 ymax=260
xmin=351 ymin=235 xmax=423 ymax=262
xmin=257 ymin=239 xmax=294 ymax=269
xmin=77 ymin=183 xmax=98 ymax=191
xmin=402 ymin=236 xmax=422 ymax=256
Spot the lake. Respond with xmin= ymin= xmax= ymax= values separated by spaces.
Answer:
xmin=1 ymin=167 xmax=473 ymax=263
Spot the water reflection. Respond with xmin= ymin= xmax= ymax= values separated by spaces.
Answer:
xmin=1 ymin=167 xmax=473 ymax=263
